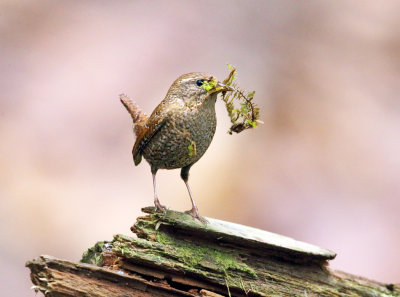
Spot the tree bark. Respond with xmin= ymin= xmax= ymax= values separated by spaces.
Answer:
xmin=26 ymin=207 xmax=399 ymax=297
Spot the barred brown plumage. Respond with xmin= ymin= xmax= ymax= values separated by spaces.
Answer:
xmin=120 ymin=73 xmax=232 ymax=223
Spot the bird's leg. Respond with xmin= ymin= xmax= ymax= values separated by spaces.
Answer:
xmin=152 ymin=169 xmax=166 ymax=213
xmin=184 ymin=180 xmax=208 ymax=224
xmin=181 ymin=165 xmax=208 ymax=224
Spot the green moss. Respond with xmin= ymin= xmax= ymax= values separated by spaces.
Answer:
xmin=115 ymin=234 xmax=135 ymax=242
xmin=107 ymin=213 xmax=260 ymax=295
xmin=154 ymin=230 xmax=257 ymax=278
xmin=81 ymin=241 xmax=108 ymax=266
xmin=187 ymin=141 xmax=195 ymax=156
xmin=77 ymin=209 xmax=399 ymax=297
xmin=202 ymin=77 xmax=218 ymax=92
xmin=221 ymin=65 xmax=261 ymax=134
xmin=116 ymin=241 xmax=166 ymax=264
xmin=130 ymin=210 xmax=257 ymax=279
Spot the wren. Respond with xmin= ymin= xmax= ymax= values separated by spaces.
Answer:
xmin=120 ymin=73 xmax=232 ymax=223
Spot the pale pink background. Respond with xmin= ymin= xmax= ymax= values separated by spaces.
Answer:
xmin=1 ymin=1 xmax=399 ymax=296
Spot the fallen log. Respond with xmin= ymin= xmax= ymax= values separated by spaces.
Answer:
xmin=26 ymin=207 xmax=399 ymax=297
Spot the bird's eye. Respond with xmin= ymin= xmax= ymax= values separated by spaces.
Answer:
xmin=196 ymin=79 xmax=204 ymax=87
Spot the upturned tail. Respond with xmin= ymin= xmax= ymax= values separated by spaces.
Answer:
xmin=120 ymin=94 xmax=148 ymax=136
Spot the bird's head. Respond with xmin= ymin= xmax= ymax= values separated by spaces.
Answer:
xmin=167 ymin=72 xmax=233 ymax=105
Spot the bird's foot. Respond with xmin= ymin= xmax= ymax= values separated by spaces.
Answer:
xmin=154 ymin=199 xmax=167 ymax=214
xmin=185 ymin=208 xmax=208 ymax=224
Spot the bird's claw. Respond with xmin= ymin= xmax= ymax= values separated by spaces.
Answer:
xmin=154 ymin=200 xmax=167 ymax=214
xmin=185 ymin=208 xmax=208 ymax=224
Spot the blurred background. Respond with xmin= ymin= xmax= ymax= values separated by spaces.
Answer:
xmin=1 ymin=1 xmax=400 ymax=295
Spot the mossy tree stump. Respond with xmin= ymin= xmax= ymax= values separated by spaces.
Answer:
xmin=26 ymin=207 xmax=399 ymax=297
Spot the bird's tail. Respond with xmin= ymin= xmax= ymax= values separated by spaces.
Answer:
xmin=120 ymin=94 xmax=148 ymax=136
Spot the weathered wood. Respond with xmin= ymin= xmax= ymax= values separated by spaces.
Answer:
xmin=26 ymin=207 xmax=399 ymax=297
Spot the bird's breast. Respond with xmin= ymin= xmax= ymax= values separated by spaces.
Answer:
xmin=142 ymin=96 xmax=217 ymax=169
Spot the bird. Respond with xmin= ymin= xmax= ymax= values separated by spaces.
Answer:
xmin=120 ymin=72 xmax=233 ymax=223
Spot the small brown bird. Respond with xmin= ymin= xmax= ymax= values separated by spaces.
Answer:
xmin=120 ymin=73 xmax=232 ymax=223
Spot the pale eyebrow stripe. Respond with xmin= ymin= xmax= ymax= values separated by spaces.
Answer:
xmin=180 ymin=78 xmax=193 ymax=83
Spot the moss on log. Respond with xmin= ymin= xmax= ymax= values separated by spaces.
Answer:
xmin=27 ymin=207 xmax=400 ymax=297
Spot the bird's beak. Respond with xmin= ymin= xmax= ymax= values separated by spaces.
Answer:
xmin=202 ymin=77 xmax=234 ymax=94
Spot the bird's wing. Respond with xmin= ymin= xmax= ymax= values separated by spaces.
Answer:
xmin=132 ymin=100 xmax=183 ymax=166
xmin=132 ymin=117 xmax=165 ymax=166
